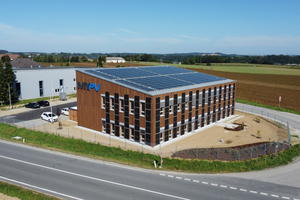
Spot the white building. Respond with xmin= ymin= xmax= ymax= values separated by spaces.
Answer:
xmin=13 ymin=67 xmax=92 ymax=100
xmin=106 ymin=57 xmax=125 ymax=63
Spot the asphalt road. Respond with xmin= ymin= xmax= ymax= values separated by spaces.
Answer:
xmin=235 ymin=102 xmax=300 ymax=130
xmin=0 ymin=102 xmax=77 ymax=122
xmin=0 ymin=140 xmax=299 ymax=200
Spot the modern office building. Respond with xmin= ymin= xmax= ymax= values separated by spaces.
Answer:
xmin=76 ymin=66 xmax=236 ymax=147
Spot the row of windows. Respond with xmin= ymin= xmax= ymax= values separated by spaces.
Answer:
xmin=102 ymin=121 xmax=147 ymax=143
xmin=101 ymin=87 xmax=234 ymax=117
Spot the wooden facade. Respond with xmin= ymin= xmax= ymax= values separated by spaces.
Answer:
xmin=69 ymin=107 xmax=78 ymax=122
xmin=76 ymin=70 xmax=236 ymax=147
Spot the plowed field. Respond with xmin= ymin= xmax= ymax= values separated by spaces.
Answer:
xmin=189 ymin=68 xmax=300 ymax=112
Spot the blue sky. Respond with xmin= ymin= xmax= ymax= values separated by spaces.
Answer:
xmin=1 ymin=0 xmax=300 ymax=55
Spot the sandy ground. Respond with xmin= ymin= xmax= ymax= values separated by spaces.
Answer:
xmin=0 ymin=193 xmax=20 ymax=200
xmin=32 ymin=111 xmax=288 ymax=157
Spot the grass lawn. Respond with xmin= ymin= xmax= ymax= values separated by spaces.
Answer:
xmin=143 ymin=62 xmax=300 ymax=75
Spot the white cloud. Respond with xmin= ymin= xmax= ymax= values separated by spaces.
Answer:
xmin=218 ymin=36 xmax=300 ymax=47
xmin=123 ymin=37 xmax=181 ymax=44
xmin=118 ymin=28 xmax=138 ymax=35
xmin=182 ymin=35 xmax=210 ymax=42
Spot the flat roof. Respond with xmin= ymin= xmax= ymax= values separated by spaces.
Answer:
xmin=77 ymin=66 xmax=234 ymax=96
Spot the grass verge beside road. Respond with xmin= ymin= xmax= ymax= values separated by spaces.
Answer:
xmin=1 ymin=123 xmax=300 ymax=174
xmin=0 ymin=181 xmax=59 ymax=200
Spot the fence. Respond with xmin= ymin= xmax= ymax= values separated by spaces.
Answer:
xmin=0 ymin=107 xmax=291 ymax=161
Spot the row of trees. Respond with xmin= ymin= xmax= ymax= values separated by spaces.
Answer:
xmin=182 ymin=56 xmax=231 ymax=65
xmin=32 ymin=55 xmax=91 ymax=63
xmin=0 ymin=55 xmax=17 ymax=103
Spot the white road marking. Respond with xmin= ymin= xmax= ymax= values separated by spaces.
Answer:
xmin=220 ymin=185 xmax=227 ymax=188
xmin=282 ymin=197 xmax=290 ymax=199
xmin=168 ymin=175 xmax=174 ymax=178
xmin=0 ymin=176 xmax=83 ymax=200
xmin=160 ymin=174 xmax=166 ymax=176
xmin=250 ymin=190 xmax=257 ymax=194
xmin=184 ymin=178 xmax=191 ymax=181
xmin=230 ymin=187 xmax=237 ymax=190
xmin=240 ymin=189 xmax=247 ymax=192
xmin=0 ymin=155 xmax=190 ymax=200
xmin=192 ymin=180 xmax=199 ymax=183
xmin=211 ymin=183 xmax=218 ymax=186
xmin=260 ymin=192 xmax=268 ymax=196
xmin=271 ymin=194 xmax=279 ymax=198
xmin=202 ymin=181 xmax=208 ymax=184
xmin=176 ymin=177 xmax=182 ymax=179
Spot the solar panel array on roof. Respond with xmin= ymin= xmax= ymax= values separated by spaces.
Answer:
xmin=79 ymin=66 xmax=230 ymax=95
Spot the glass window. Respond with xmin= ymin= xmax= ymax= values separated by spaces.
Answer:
xmin=160 ymin=107 xmax=164 ymax=116
xmin=121 ymin=126 xmax=125 ymax=137
xmin=130 ymin=128 xmax=134 ymax=140
xmin=111 ymin=124 xmax=115 ymax=135
xmin=120 ymin=99 xmax=124 ymax=112
xmin=141 ymin=130 xmax=145 ymax=143
xmin=111 ymin=98 xmax=114 ymax=110
xmin=102 ymin=121 xmax=106 ymax=132
xmin=169 ymin=105 xmax=173 ymax=114
xmin=177 ymin=103 xmax=181 ymax=112
xmin=102 ymin=96 xmax=106 ymax=108
xmin=160 ymin=131 xmax=164 ymax=142
xmin=141 ymin=102 xmax=145 ymax=116
xmin=130 ymin=101 xmax=134 ymax=114
xmin=39 ymin=81 xmax=43 ymax=97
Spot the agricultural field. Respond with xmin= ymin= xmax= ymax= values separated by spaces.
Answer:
xmin=189 ymin=68 xmax=300 ymax=112
xmin=42 ymin=62 xmax=146 ymax=68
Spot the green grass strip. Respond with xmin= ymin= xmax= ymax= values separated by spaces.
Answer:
xmin=0 ymin=181 xmax=59 ymax=200
xmin=1 ymin=123 xmax=300 ymax=174
xmin=236 ymin=99 xmax=300 ymax=115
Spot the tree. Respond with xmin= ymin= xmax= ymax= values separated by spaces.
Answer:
xmin=70 ymin=56 xmax=79 ymax=62
xmin=116 ymin=65 xmax=120 ymax=68
xmin=97 ymin=56 xmax=103 ymax=68
xmin=47 ymin=55 xmax=55 ymax=63
xmin=0 ymin=59 xmax=18 ymax=103
xmin=80 ymin=55 xmax=88 ymax=62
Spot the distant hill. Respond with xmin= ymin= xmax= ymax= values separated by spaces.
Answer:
xmin=0 ymin=50 xmax=8 ymax=54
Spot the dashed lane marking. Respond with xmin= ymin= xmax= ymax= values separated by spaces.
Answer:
xmin=211 ymin=183 xmax=218 ymax=186
xmin=220 ymin=185 xmax=227 ymax=188
xmin=240 ymin=189 xmax=247 ymax=192
xmin=230 ymin=187 xmax=237 ymax=190
xmin=271 ymin=194 xmax=279 ymax=198
xmin=250 ymin=191 xmax=258 ymax=194
xmin=202 ymin=181 xmax=208 ymax=184
xmin=260 ymin=192 xmax=268 ymax=196
xmin=184 ymin=178 xmax=191 ymax=181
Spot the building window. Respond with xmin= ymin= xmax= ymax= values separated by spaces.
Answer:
xmin=120 ymin=99 xmax=124 ymax=112
xmin=185 ymin=102 xmax=188 ymax=110
xmin=102 ymin=121 xmax=106 ymax=132
xmin=177 ymin=103 xmax=181 ymax=112
xmin=111 ymin=98 xmax=114 ymax=110
xmin=74 ymin=87 xmax=76 ymax=91
xmin=141 ymin=102 xmax=145 ymax=116
xmin=130 ymin=101 xmax=134 ymax=114
xmin=160 ymin=107 xmax=164 ymax=116
xmin=73 ymin=78 xmax=76 ymax=81
xmin=102 ymin=96 xmax=106 ymax=108
xmin=184 ymin=124 xmax=187 ymax=133
xmin=168 ymin=129 xmax=172 ymax=139
xmin=120 ymin=126 xmax=125 ymax=138
xmin=169 ymin=105 xmax=173 ymax=114
xmin=111 ymin=124 xmax=115 ymax=135
xmin=39 ymin=81 xmax=43 ymax=97
xmin=160 ymin=131 xmax=164 ymax=143
xmin=130 ymin=128 xmax=134 ymax=140
xmin=141 ymin=129 xmax=145 ymax=143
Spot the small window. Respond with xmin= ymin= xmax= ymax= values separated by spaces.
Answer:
xmin=160 ymin=107 xmax=164 ymax=116
xmin=102 ymin=121 xmax=106 ymax=132
xmin=130 ymin=128 xmax=134 ymax=140
xmin=73 ymin=78 xmax=76 ymax=81
xmin=185 ymin=102 xmax=188 ymax=110
xmin=120 ymin=99 xmax=124 ymax=112
xmin=168 ymin=129 xmax=172 ymax=139
xmin=111 ymin=98 xmax=115 ymax=110
xmin=177 ymin=104 xmax=181 ymax=112
xmin=111 ymin=124 xmax=115 ymax=135
xmin=169 ymin=105 xmax=173 ymax=114
xmin=141 ymin=130 xmax=145 ymax=143
xmin=74 ymin=87 xmax=76 ymax=91
xmin=130 ymin=101 xmax=134 ymax=114
xmin=160 ymin=132 xmax=164 ymax=142
xmin=121 ymin=126 xmax=125 ymax=137
xmin=141 ymin=102 xmax=145 ymax=116
xmin=102 ymin=96 xmax=106 ymax=108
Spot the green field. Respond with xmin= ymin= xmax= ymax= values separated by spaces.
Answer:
xmin=142 ymin=62 xmax=300 ymax=75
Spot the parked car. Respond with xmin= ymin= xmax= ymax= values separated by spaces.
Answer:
xmin=61 ymin=108 xmax=69 ymax=116
xmin=41 ymin=112 xmax=58 ymax=123
xmin=37 ymin=100 xmax=50 ymax=107
xmin=25 ymin=102 xmax=40 ymax=108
